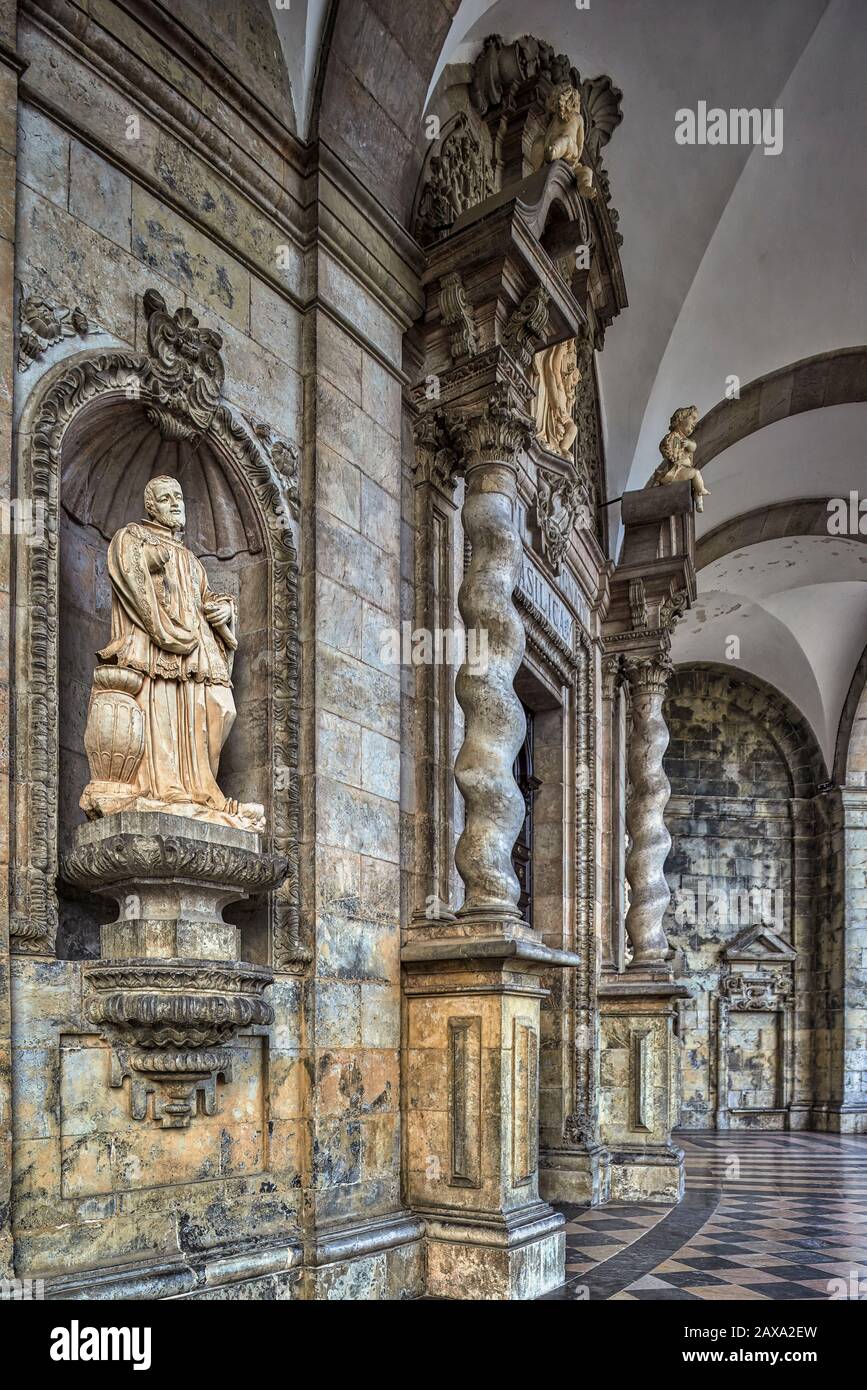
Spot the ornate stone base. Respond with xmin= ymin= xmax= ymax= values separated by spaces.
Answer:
xmin=424 ymin=1206 xmax=565 ymax=1300
xmin=60 ymin=813 xmax=288 ymax=1128
xmin=402 ymin=925 xmax=579 ymax=1299
xmin=61 ymin=811 xmax=286 ymax=962
xmin=811 ymin=1103 xmax=867 ymax=1135
xmin=304 ymin=1212 xmax=425 ymax=1301
xmin=598 ymin=972 xmax=688 ymax=1203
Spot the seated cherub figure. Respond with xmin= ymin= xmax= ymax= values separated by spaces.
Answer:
xmin=648 ymin=405 xmax=711 ymax=512
xmin=535 ymin=83 xmax=595 ymax=199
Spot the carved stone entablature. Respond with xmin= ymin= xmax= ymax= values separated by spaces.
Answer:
xmin=17 ymin=284 xmax=93 ymax=372
xmin=414 ymin=113 xmax=495 ymax=246
xmin=84 ymin=959 xmax=275 ymax=1128
xmin=536 ymin=468 xmax=585 ymax=573
xmin=11 ymin=331 xmax=302 ymax=965
xmin=142 ymin=288 xmax=225 ymax=443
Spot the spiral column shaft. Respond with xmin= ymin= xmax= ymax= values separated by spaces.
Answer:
xmin=454 ymin=459 xmax=526 ymax=919
xmin=624 ymin=656 xmax=673 ymax=965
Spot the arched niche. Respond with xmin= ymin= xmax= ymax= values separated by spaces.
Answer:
xmin=11 ymin=349 xmax=301 ymax=969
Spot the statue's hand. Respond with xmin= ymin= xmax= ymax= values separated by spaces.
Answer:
xmin=204 ymin=597 xmax=233 ymax=628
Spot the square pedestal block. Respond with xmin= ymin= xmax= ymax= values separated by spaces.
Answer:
xmin=598 ymin=972 xmax=688 ymax=1203
xmin=402 ymin=927 xmax=579 ymax=1299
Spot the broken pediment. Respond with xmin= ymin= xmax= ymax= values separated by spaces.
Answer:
xmin=721 ymin=924 xmax=797 ymax=964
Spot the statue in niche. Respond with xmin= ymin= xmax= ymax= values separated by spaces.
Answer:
xmin=533 ymin=338 xmax=580 ymax=457
xmin=534 ymin=83 xmax=595 ymax=199
xmin=80 ymin=476 xmax=265 ymax=832
xmin=647 ymin=405 xmax=710 ymax=512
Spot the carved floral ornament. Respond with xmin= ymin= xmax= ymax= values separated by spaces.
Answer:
xmin=11 ymin=290 xmax=303 ymax=968
xmin=17 ymin=283 xmax=93 ymax=372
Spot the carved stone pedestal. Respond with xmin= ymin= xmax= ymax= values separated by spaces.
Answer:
xmin=61 ymin=812 xmax=287 ymax=1128
xmin=403 ymin=928 xmax=579 ymax=1299
xmin=597 ymin=973 xmax=687 ymax=1202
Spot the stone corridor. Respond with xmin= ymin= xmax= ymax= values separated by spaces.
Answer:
xmin=545 ymin=1134 xmax=867 ymax=1300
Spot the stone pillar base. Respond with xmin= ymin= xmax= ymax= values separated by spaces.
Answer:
xmin=402 ymin=926 xmax=580 ymax=1299
xmin=609 ymin=1145 xmax=684 ymax=1203
xmin=539 ymin=1144 xmax=611 ymax=1206
xmin=598 ymin=972 xmax=688 ymax=1204
xmin=424 ymin=1205 xmax=564 ymax=1300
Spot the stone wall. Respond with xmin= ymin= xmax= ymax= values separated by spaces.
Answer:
xmin=4 ymin=0 xmax=425 ymax=1298
xmin=662 ymin=666 xmax=824 ymax=1130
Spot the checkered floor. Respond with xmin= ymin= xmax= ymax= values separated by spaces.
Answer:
xmin=547 ymin=1131 xmax=867 ymax=1300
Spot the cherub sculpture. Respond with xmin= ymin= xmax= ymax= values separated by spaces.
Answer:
xmin=534 ymin=83 xmax=595 ymax=199
xmin=648 ymin=405 xmax=710 ymax=512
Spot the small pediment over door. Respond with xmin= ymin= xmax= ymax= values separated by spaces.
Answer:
xmin=721 ymin=924 xmax=797 ymax=964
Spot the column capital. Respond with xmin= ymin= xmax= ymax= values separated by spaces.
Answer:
xmin=622 ymin=652 xmax=674 ymax=696
xmin=454 ymin=384 xmax=535 ymax=478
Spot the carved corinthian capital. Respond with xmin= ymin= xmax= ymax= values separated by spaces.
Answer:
xmin=456 ymin=385 xmax=535 ymax=471
xmin=453 ymin=390 xmax=531 ymax=920
xmin=622 ymin=654 xmax=673 ymax=967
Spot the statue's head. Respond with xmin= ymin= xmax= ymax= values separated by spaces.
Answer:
xmin=553 ymin=83 xmax=582 ymax=122
xmin=144 ymin=476 xmax=185 ymax=533
xmin=670 ymin=405 xmax=699 ymax=436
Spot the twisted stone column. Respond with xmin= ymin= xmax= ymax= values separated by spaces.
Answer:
xmin=623 ymin=655 xmax=673 ymax=966
xmin=453 ymin=393 xmax=531 ymax=920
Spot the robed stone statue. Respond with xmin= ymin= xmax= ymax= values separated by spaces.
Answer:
xmin=80 ymin=476 xmax=265 ymax=833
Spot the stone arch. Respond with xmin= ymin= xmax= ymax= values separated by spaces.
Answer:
xmin=694 ymin=347 xmax=867 ymax=474
xmin=695 ymin=497 xmax=867 ymax=571
xmin=10 ymin=347 xmax=301 ymax=967
xmin=834 ymin=642 xmax=867 ymax=787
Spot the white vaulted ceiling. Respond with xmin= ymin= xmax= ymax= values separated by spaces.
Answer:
xmin=428 ymin=0 xmax=867 ymax=757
